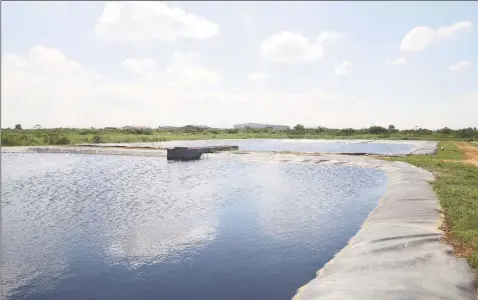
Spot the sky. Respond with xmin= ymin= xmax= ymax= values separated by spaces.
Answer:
xmin=1 ymin=1 xmax=477 ymax=129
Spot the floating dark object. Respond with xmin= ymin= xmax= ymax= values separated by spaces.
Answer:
xmin=167 ymin=147 xmax=203 ymax=161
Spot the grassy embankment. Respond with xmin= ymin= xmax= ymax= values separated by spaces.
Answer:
xmin=2 ymin=126 xmax=477 ymax=146
xmin=380 ymin=141 xmax=478 ymax=274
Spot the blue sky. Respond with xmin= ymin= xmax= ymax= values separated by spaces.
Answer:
xmin=1 ymin=1 xmax=477 ymax=129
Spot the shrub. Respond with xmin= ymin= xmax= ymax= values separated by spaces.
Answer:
xmin=41 ymin=134 xmax=71 ymax=145
xmin=415 ymin=128 xmax=433 ymax=135
xmin=52 ymin=135 xmax=71 ymax=145
xmin=139 ymin=128 xmax=153 ymax=135
xmin=92 ymin=135 xmax=103 ymax=144
xmin=2 ymin=134 xmax=22 ymax=146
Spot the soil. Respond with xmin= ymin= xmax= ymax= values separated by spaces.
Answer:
xmin=454 ymin=142 xmax=478 ymax=166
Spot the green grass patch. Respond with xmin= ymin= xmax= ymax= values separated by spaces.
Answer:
xmin=381 ymin=142 xmax=478 ymax=273
xmin=1 ymin=127 xmax=477 ymax=147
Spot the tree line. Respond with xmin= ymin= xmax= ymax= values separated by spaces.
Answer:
xmin=2 ymin=124 xmax=477 ymax=147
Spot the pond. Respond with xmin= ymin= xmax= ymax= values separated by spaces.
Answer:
xmin=1 ymin=153 xmax=387 ymax=300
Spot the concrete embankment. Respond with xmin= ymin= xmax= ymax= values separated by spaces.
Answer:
xmin=2 ymin=146 xmax=475 ymax=299
xmin=406 ymin=140 xmax=438 ymax=155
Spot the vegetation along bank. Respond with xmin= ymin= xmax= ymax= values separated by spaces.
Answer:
xmin=2 ymin=125 xmax=477 ymax=146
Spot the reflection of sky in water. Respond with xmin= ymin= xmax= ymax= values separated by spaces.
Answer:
xmin=1 ymin=153 xmax=386 ymax=300
xmin=249 ymin=162 xmax=384 ymax=243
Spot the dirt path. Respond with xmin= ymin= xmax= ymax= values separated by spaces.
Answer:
xmin=446 ymin=142 xmax=478 ymax=166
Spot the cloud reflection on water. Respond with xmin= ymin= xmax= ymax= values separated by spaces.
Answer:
xmin=1 ymin=153 xmax=386 ymax=300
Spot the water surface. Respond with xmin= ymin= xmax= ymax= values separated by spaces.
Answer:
xmin=130 ymin=139 xmax=417 ymax=155
xmin=2 ymin=153 xmax=386 ymax=300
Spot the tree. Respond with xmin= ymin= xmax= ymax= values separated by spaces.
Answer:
xmin=438 ymin=127 xmax=452 ymax=135
xmin=388 ymin=125 xmax=395 ymax=131
xmin=340 ymin=128 xmax=356 ymax=135
xmin=14 ymin=124 xmax=22 ymax=130
xmin=457 ymin=127 xmax=476 ymax=139
xmin=294 ymin=124 xmax=305 ymax=131
xmin=368 ymin=126 xmax=387 ymax=134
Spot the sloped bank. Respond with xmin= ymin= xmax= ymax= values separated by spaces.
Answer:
xmin=257 ymin=154 xmax=476 ymax=300
xmin=1 ymin=147 xmax=475 ymax=299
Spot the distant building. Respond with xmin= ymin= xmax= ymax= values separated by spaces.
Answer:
xmin=122 ymin=126 xmax=152 ymax=130
xmin=182 ymin=125 xmax=210 ymax=129
xmin=158 ymin=125 xmax=211 ymax=130
xmin=233 ymin=123 xmax=290 ymax=130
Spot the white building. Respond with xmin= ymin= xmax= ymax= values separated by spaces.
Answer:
xmin=233 ymin=123 xmax=290 ymax=130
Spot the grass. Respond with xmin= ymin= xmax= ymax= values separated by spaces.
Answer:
xmin=379 ymin=141 xmax=478 ymax=273
xmin=1 ymin=127 xmax=477 ymax=147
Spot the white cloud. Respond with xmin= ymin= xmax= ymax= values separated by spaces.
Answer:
xmin=1 ymin=46 xmax=224 ymax=128
xmin=164 ymin=52 xmax=220 ymax=87
xmin=1 ymin=46 xmax=104 ymax=128
xmin=386 ymin=57 xmax=406 ymax=66
xmin=121 ymin=58 xmax=156 ymax=74
xmin=316 ymin=31 xmax=343 ymax=46
xmin=334 ymin=61 xmax=350 ymax=76
xmin=400 ymin=21 xmax=472 ymax=52
xmin=436 ymin=21 xmax=473 ymax=40
xmin=260 ymin=30 xmax=341 ymax=63
xmin=449 ymin=61 xmax=471 ymax=72
xmin=120 ymin=58 xmax=159 ymax=81
xmin=118 ymin=53 xmax=220 ymax=85
xmin=2 ymin=45 xmax=96 ymax=82
xmin=400 ymin=26 xmax=436 ymax=52
xmin=248 ymin=72 xmax=268 ymax=80
xmin=95 ymin=1 xmax=219 ymax=42
xmin=4 ymin=45 xmax=474 ymax=130
xmin=2 ymin=45 xmax=375 ymax=129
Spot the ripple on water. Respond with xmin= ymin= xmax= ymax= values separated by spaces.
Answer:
xmin=1 ymin=153 xmax=386 ymax=300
